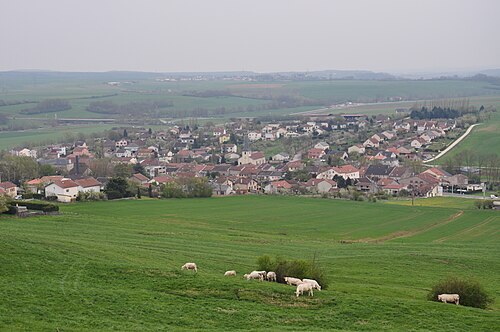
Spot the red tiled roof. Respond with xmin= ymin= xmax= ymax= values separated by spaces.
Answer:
xmin=51 ymin=179 xmax=79 ymax=189
xmin=0 ymin=181 xmax=16 ymax=189
xmin=74 ymin=177 xmax=102 ymax=188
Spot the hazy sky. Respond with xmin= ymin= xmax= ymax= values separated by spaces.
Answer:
xmin=1 ymin=0 xmax=499 ymax=73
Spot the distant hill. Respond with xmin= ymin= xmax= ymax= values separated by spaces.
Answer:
xmin=479 ymin=68 xmax=500 ymax=77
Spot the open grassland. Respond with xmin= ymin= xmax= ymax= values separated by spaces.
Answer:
xmin=0 ymin=196 xmax=498 ymax=331
xmin=434 ymin=105 xmax=500 ymax=165
xmin=0 ymin=124 xmax=115 ymax=150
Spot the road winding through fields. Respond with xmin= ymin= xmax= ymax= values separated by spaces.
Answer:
xmin=423 ymin=123 xmax=481 ymax=164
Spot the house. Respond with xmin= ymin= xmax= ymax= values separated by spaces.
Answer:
xmin=363 ymin=137 xmax=380 ymax=148
xmin=307 ymin=148 xmax=326 ymax=160
xmin=355 ymin=177 xmax=379 ymax=193
xmin=238 ymin=150 xmax=266 ymax=166
xmin=10 ymin=147 xmax=37 ymax=158
xmin=73 ymin=177 xmax=102 ymax=193
xmin=272 ymin=152 xmax=290 ymax=162
xmin=221 ymin=144 xmax=238 ymax=154
xmin=314 ymin=142 xmax=330 ymax=150
xmin=264 ymin=180 xmax=294 ymax=194
xmin=247 ymin=132 xmax=262 ymax=141
xmin=45 ymin=179 xmax=79 ymax=202
xmin=364 ymin=165 xmax=394 ymax=180
xmin=304 ymin=178 xmax=337 ymax=194
xmin=348 ymin=144 xmax=365 ymax=155
xmin=219 ymin=134 xmax=231 ymax=144
xmin=115 ymin=139 xmax=128 ymax=147
xmin=332 ymin=165 xmax=360 ymax=179
xmin=129 ymin=173 xmax=150 ymax=185
xmin=210 ymin=183 xmax=232 ymax=196
xmin=422 ymin=167 xmax=451 ymax=180
xmin=382 ymin=183 xmax=408 ymax=196
xmin=410 ymin=138 xmax=427 ymax=149
xmin=0 ymin=182 xmax=18 ymax=198
xmin=213 ymin=128 xmax=226 ymax=136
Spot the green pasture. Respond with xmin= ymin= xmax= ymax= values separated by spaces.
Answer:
xmin=0 ymin=124 xmax=116 ymax=150
xmin=434 ymin=107 xmax=500 ymax=164
xmin=0 ymin=196 xmax=498 ymax=331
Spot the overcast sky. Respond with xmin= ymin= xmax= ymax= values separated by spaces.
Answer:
xmin=1 ymin=0 xmax=499 ymax=73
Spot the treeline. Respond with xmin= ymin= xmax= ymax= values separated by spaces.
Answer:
xmin=20 ymin=99 xmax=71 ymax=115
xmin=410 ymin=106 xmax=462 ymax=119
xmin=0 ymin=99 xmax=36 ymax=107
xmin=161 ymin=177 xmax=212 ymax=198
xmin=86 ymin=100 xmax=173 ymax=115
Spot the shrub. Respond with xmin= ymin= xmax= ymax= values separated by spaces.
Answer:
xmin=428 ymin=276 xmax=493 ymax=309
xmin=256 ymin=254 xmax=329 ymax=289
xmin=6 ymin=200 xmax=59 ymax=213
xmin=475 ymin=200 xmax=494 ymax=209
xmin=77 ymin=191 xmax=107 ymax=202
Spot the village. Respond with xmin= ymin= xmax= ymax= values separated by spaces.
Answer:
xmin=1 ymin=111 xmax=485 ymax=203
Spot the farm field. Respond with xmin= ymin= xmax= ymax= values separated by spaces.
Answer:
xmin=2 ymin=72 xmax=500 ymax=121
xmin=0 ymin=124 xmax=116 ymax=150
xmin=0 ymin=196 xmax=498 ymax=331
xmin=433 ymin=103 xmax=500 ymax=165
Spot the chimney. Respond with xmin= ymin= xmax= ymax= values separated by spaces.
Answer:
xmin=75 ymin=155 xmax=80 ymax=175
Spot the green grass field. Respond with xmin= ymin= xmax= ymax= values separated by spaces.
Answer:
xmin=1 ymin=196 xmax=498 ymax=331
xmin=434 ymin=105 xmax=500 ymax=165
xmin=0 ymin=124 xmax=116 ymax=150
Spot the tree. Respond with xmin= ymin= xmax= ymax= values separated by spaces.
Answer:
xmin=105 ymin=177 xmax=131 ymax=199
xmin=123 ymin=129 xmax=128 ymax=138
xmin=114 ymin=163 xmax=132 ymax=178
xmin=0 ymin=195 xmax=8 ymax=214
xmin=39 ymin=164 xmax=56 ymax=176
xmin=133 ymin=163 xmax=147 ymax=176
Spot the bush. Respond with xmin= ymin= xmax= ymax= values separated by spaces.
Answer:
xmin=6 ymin=200 xmax=59 ymax=213
xmin=256 ymin=255 xmax=329 ymax=289
xmin=428 ymin=277 xmax=493 ymax=309
xmin=474 ymin=200 xmax=494 ymax=209
xmin=77 ymin=191 xmax=107 ymax=202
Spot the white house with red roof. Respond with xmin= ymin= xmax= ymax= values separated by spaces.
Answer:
xmin=45 ymin=179 xmax=79 ymax=202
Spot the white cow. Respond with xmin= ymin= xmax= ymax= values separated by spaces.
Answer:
xmin=284 ymin=277 xmax=303 ymax=286
xmin=266 ymin=271 xmax=277 ymax=282
xmin=438 ymin=294 xmax=460 ymax=305
xmin=181 ymin=262 xmax=197 ymax=272
xmin=244 ymin=271 xmax=264 ymax=281
xmin=303 ymin=278 xmax=322 ymax=291
xmin=295 ymin=282 xmax=314 ymax=297
xmin=224 ymin=270 xmax=236 ymax=277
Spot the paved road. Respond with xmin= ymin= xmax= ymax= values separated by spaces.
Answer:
xmin=423 ymin=123 xmax=480 ymax=164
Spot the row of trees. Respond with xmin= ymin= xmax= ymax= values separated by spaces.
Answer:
xmin=20 ymin=99 xmax=71 ymax=115
xmin=86 ymin=100 xmax=173 ymax=115
xmin=0 ymin=155 xmax=55 ymax=184
xmin=103 ymin=176 xmax=212 ymax=200
xmin=442 ymin=150 xmax=500 ymax=184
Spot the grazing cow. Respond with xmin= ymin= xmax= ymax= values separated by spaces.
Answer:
xmin=295 ymin=282 xmax=314 ymax=297
xmin=303 ymin=278 xmax=321 ymax=291
xmin=181 ymin=262 xmax=197 ymax=272
xmin=438 ymin=294 xmax=460 ymax=305
xmin=224 ymin=270 xmax=236 ymax=277
xmin=266 ymin=271 xmax=277 ymax=282
xmin=244 ymin=271 xmax=264 ymax=281
xmin=284 ymin=277 xmax=303 ymax=286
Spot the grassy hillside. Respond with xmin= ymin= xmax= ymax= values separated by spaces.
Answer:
xmin=0 ymin=196 xmax=498 ymax=331
xmin=0 ymin=124 xmax=116 ymax=150
xmin=434 ymin=107 xmax=500 ymax=165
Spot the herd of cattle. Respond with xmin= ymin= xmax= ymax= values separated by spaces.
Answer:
xmin=182 ymin=262 xmax=462 ymax=303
